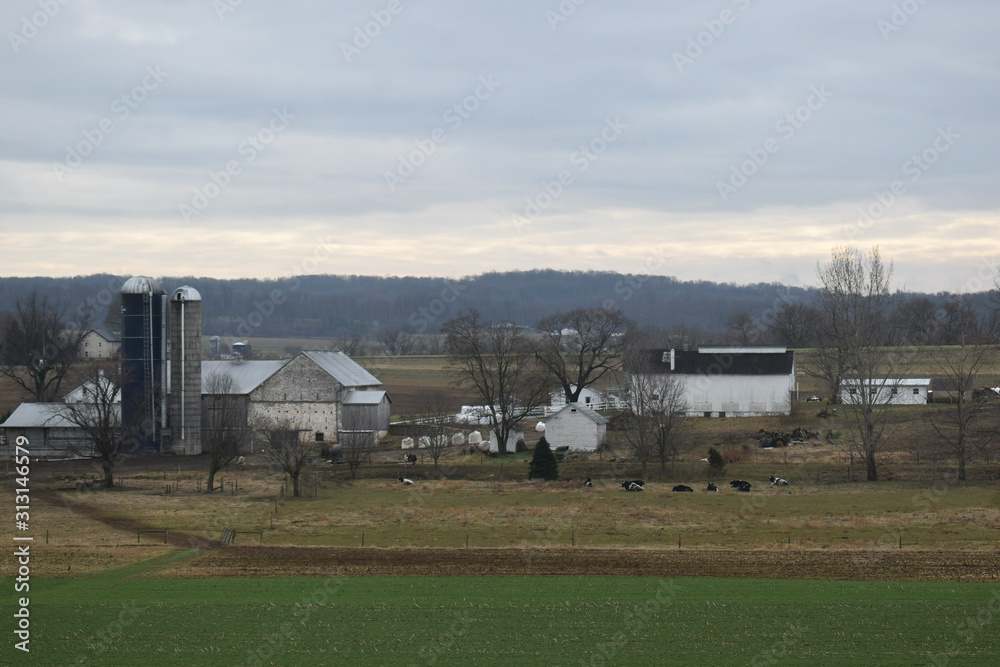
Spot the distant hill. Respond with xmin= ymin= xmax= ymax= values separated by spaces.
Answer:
xmin=0 ymin=270 xmax=992 ymax=343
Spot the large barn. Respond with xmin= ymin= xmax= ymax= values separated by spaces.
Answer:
xmin=631 ymin=346 xmax=797 ymax=417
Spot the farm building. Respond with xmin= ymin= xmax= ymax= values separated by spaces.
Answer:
xmin=543 ymin=403 xmax=607 ymax=452
xmin=76 ymin=328 xmax=121 ymax=359
xmin=840 ymin=378 xmax=930 ymax=405
xmin=630 ymin=346 xmax=796 ymax=417
xmin=0 ymin=402 xmax=96 ymax=459
xmin=547 ymin=385 xmax=624 ymax=414
xmin=196 ymin=350 xmax=389 ymax=447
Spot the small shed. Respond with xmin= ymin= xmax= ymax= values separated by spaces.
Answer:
xmin=488 ymin=428 xmax=524 ymax=454
xmin=543 ymin=403 xmax=607 ymax=452
xmin=840 ymin=379 xmax=930 ymax=405
xmin=342 ymin=390 xmax=392 ymax=435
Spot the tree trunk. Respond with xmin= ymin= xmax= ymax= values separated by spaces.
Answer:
xmin=207 ymin=469 xmax=217 ymax=493
xmin=102 ymin=459 xmax=114 ymax=488
xmin=957 ymin=453 xmax=966 ymax=481
xmin=865 ymin=452 xmax=878 ymax=482
xmin=292 ymin=474 xmax=301 ymax=497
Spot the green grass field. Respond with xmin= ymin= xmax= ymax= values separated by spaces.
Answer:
xmin=4 ymin=559 xmax=999 ymax=666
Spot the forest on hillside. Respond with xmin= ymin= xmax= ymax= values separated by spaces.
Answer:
xmin=0 ymin=270 xmax=995 ymax=348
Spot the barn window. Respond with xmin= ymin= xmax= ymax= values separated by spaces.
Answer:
xmin=585 ymin=396 xmax=591 ymax=404
xmin=912 ymin=388 xmax=919 ymax=394
xmin=704 ymin=412 xmax=711 ymax=418
xmin=315 ymin=432 xmax=324 ymax=442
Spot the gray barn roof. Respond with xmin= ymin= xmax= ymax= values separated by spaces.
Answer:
xmin=343 ymin=390 xmax=390 ymax=405
xmin=1 ymin=403 xmax=96 ymax=428
xmin=303 ymin=351 xmax=380 ymax=387
xmin=200 ymin=360 xmax=287 ymax=394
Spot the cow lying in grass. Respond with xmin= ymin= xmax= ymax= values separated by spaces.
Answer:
xmin=769 ymin=476 xmax=789 ymax=486
xmin=706 ymin=482 xmax=718 ymax=492
xmin=730 ymin=479 xmax=752 ymax=492
xmin=621 ymin=480 xmax=645 ymax=492
xmin=398 ymin=477 xmax=414 ymax=486
xmin=672 ymin=484 xmax=694 ymax=492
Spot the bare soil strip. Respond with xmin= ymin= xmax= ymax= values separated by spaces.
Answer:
xmin=157 ymin=545 xmax=1000 ymax=582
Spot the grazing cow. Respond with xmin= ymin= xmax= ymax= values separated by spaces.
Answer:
xmin=672 ymin=485 xmax=694 ymax=493
xmin=621 ymin=480 xmax=645 ymax=492
xmin=706 ymin=482 xmax=718 ymax=492
xmin=404 ymin=454 xmax=417 ymax=466
xmin=584 ymin=477 xmax=593 ymax=487
xmin=398 ymin=477 xmax=414 ymax=486
xmin=769 ymin=476 xmax=789 ymax=486
xmin=237 ymin=456 xmax=246 ymax=467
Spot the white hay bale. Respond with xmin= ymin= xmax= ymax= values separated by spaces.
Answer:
xmin=418 ymin=436 xmax=431 ymax=448
xmin=401 ymin=437 xmax=415 ymax=450
xmin=452 ymin=432 xmax=466 ymax=446
xmin=468 ymin=431 xmax=482 ymax=445
xmin=535 ymin=421 xmax=546 ymax=432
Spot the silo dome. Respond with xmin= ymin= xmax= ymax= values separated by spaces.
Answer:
xmin=121 ymin=276 xmax=165 ymax=295
xmin=171 ymin=285 xmax=202 ymax=302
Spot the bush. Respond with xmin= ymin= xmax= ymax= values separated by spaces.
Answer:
xmin=707 ymin=446 xmax=726 ymax=476
xmin=529 ymin=436 xmax=559 ymax=481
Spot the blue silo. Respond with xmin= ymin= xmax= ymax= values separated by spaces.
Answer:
xmin=120 ymin=276 xmax=167 ymax=453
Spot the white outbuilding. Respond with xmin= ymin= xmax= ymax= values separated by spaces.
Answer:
xmin=543 ymin=403 xmax=607 ymax=452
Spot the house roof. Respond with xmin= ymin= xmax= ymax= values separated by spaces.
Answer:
xmin=548 ymin=404 xmax=608 ymax=424
xmin=842 ymin=378 xmax=931 ymax=387
xmin=640 ymin=348 xmax=795 ymax=376
xmin=88 ymin=327 xmax=121 ymax=343
xmin=2 ymin=403 xmax=80 ymax=429
xmin=343 ymin=390 xmax=390 ymax=405
xmin=63 ymin=376 xmax=121 ymax=404
xmin=302 ymin=351 xmax=380 ymax=387
xmin=200 ymin=360 xmax=287 ymax=394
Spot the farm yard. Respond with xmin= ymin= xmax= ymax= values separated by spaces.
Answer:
xmin=3 ymin=349 xmax=1000 ymax=665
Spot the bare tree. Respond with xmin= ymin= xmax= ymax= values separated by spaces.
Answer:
xmin=339 ymin=409 xmax=381 ymax=480
xmin=257 ymin=415 xmax=310 ymax=497
xmin=725 ymin=311 xmax=755 ymax=345
xmin=443 ymin=310 xmax=550 ymax=454
xmin=817 ymin=246 xmax=906 ymax=481
xmin=411 ymin=389 xmax=454 ymax=472
xmin=926 ymin=323 xmax=999 ymax=480
xmin=767 ymin=301 xmax=816 ymax=348
xmin=203 ymin=372 xmax=251 ymax=493
xmin=59 ymin=362 xmax=133 ymax=488
xmin=0 ymin=291 xmax=92 ymax=401
xmin=621 ymin=345 xmax=690 ymax=478
xmin=534 ymin=307 xmax=632 ymax=403
xmin=378 ymin=325 xmax=415 ymax=356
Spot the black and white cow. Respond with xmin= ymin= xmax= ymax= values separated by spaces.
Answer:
xmin=237 ymin=455 xmax=246 ymax=467
xmin=404 ymin=454 xmax=417 ymax=466
xmin=706 ymin=482 xmax=718 ymax=492
xmin=730 ymin=479 xmax=752 ymax=492
xmin=621 ymin=480 xmax=645 ymax=492
xmin=398 ymin=477 xmax=414 ymax=486
xmin=672 ymin=484 xmax=694 ymax=492
xmin=584 ymin=477 xmax=593 ymax=487
xmin=769 ymin=476 xmax=789 ymax=486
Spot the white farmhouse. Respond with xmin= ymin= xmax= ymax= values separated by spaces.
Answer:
xmin=632 ymin=346 xmax=796 ymax=417
xmin=544 ymin=403 xmax=607 ymax=452
xmin=840 ymin=378 xmax=930 ymax=405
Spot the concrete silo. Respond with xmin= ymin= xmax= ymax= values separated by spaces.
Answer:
xmin=120 ymin=276 xmax=166 ymax=453
xmin=168 ymin=286 xmax=203 ymax=455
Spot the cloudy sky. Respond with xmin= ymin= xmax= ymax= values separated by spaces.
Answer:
xmin=1 ymin=0 xmax=997 ymax=292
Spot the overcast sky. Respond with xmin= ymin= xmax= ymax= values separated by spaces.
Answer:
xmin=1 ymin=0 xmax=997 ymax=292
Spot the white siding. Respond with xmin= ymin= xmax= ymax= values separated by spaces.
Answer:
xmin=544 ymin=405 xmax=606 ymax=452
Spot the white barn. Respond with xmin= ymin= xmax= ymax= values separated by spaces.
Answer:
xmin=632 ymin=346 xmax=796 ymax=417
xmin=840 ymin=378 xmax=930 ymax=405
xmin=544 ymin=403 xmax=607 ymax=452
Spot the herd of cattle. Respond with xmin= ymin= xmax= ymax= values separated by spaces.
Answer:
xmin=617 ymin=476 xmax=790 ymax=493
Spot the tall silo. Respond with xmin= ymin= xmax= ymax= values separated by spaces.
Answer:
xmin=120 ymin=276 xmax=166 ymax=453
xmin=168 ymin=286 xmax=203 ymax=455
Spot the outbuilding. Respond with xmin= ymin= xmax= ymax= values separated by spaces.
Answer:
xmin=543 ymin=403 xmax=607 ymax=452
